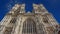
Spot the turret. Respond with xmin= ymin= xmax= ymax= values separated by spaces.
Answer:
xmin=8 ymin=4 xmax=25 ymax=14
xmin=33 ymin=4 xmax=48 ymax=14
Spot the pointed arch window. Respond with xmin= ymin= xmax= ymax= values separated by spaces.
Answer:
xmin=43 ymin=15 xmax=49 ymax=23
xmin=22 ymin=18 xmax=37 ymax=34
xmin=43 ymin=17 xmax=48 ymax=23
xmin=10 ymin=18 xmax=16 ymax=24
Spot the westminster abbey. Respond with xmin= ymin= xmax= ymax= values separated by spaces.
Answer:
xmin=0 ymin=4 xmax=60 ymax=34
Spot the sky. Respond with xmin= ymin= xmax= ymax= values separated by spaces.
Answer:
xmin=0 ymin=0 xmax=60 ymax=24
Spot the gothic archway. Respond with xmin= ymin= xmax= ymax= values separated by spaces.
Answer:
xmin=22 ymin=18 xmax=37 ymax=34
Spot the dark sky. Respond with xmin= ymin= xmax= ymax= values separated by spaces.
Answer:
xmin=0 ymin=0 xmax=60 ymax=24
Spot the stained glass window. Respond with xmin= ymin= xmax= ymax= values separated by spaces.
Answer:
xmin=22 ymin=18 xmax=37 ymax=34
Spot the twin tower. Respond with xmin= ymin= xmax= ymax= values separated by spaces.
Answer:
xmin=0 ymin=4 xmax=60 ymax=34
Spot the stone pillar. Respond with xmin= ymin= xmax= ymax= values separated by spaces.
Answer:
xmin=14 ymin=17 xmax=20 ymax=34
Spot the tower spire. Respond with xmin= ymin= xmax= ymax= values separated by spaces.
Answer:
xmin=33 ymin=4 xmax=48 ymax=14
xmin=8 ymin=4 xmax=25 ymax=14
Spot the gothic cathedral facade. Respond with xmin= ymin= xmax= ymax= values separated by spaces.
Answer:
xmin=0 ymin=4 xmax=60 ymax=34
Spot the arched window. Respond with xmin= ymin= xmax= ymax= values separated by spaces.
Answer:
xmin=22 ymin=18 xmax=37 ymax=34
xmin=43 ymin=17 xmax=48 ymax=23
xmin=10 ymin=18 xmax=16 ymax=24
xmin=43 ymin=15 xmax=49 ymax=23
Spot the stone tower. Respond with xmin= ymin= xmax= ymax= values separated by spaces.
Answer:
xmin=0 ymin=4 xmax=60 ymax=34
